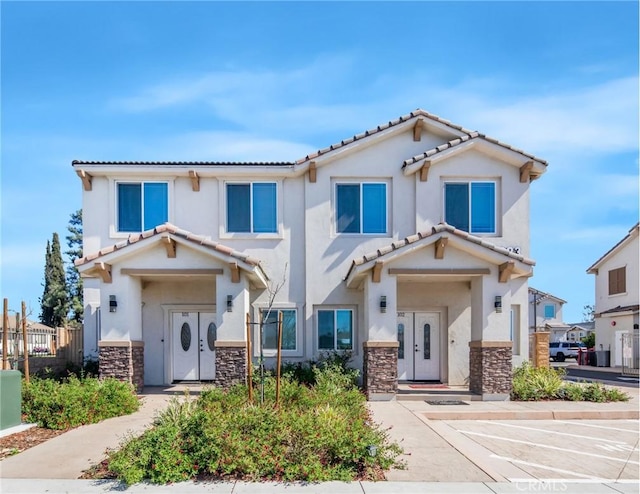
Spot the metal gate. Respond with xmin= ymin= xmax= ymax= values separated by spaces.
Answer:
xmin=621 ymin=332 xmax=639 ymax=377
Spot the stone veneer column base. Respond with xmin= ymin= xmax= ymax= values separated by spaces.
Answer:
xmin=469 ymin=340 xmax=512 ymax=401
xmin=363 ymin=341 xmax=399 ymax=401
xmin=98 ymin=341 xmax=144 ymax=393
xmin=213 ymin=341 xmax=247 ymax=389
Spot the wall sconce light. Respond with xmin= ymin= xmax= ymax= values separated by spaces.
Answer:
xmin=109 ymin=295 xmax=118 ymax=313
xmin=226 ymin=295 xmax=233 ymax=312
xmin=494 ymin=296 xmax=502 ymax=313
xmin=380 ymin=296 xmax=387 ymax=313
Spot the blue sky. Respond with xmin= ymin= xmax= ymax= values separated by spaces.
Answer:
xmin=1 ymin=1 xmax=638 ymax=324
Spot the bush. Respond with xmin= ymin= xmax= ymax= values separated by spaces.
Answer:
xmin=107 ymin=367 xmax=403 ymax=485
xmin=511 ymin=363 xmax=630 ymax=402
xmin=22 ymin=376 xmax=140 ymax=429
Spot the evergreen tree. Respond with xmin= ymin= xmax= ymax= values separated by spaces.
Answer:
xmin=40 ymin=233 xmax=68 ymax=327
xmin=66 ymin=210 xmax=83 ymax=323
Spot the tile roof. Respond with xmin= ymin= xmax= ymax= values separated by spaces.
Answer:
xmin=587 ymin=222 xmax=640 ymax=273
xmin=402 ymin=132 xmax=548 ymax=168
xmin=71 ymin=160 xmax=295 ymax=167
xmin=598 ymin=304 xmax=640 ymax=315
xmin=75 ymin=223 xmax=263 ymax=269
xmin=296 ymin=109 xmax=475 ymax=165
xmin=345 ymin=223 xmax=535 ymax=281
xmin=529 ymin=287 xmax=567 ymax=305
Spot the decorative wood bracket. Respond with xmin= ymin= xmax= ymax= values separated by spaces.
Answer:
xmin=95 ymin=262 xmax=112 ymax=283
xmin=188 ymin=170 xmax=200 ymax=191
xmin=308 ymin=161 xmax=317 ymax=183
xmin=229 ymin=262 xmax=240 ymax=283
xmin=76 ymin=169 xmax=93 ymax=191
xmin=435 ymin=237 xmax=448 ymax=259
xmin=420 ymin=161 xmax=431 ymax=182
xmin=372 ymin=261 xmax=383 ymax=283
xmin=520 ymin=161 xmax=534 ymax=183
xmin=499 ymin=261 xmax=515 ymax=283
xmin=413 ymin=118 xmax=424 ymax=142
xmin=162 ymin=236 xmax=176 ymax=258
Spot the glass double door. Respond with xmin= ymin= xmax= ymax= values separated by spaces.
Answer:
xmin=397 ymin=312 xmax=440 ymax=381
xmin=172 ymin=312 xmax=216 ymax=381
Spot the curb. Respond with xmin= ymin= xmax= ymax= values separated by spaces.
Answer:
xmin=420 ymin=410 xmax=640 ymax=420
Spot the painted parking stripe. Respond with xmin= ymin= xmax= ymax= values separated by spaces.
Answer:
xmin=489 ymin=454 xmax=607 ymax=481
xmin=456 ymin=429 xmax=640 ymax=465
xmin=555 ymin=420 xmax=640 ymax=433
xmin=476 ymin=420 xmax=628 ymax=444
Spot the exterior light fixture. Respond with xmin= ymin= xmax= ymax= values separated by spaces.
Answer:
xmin=380 ymin=296 xmax=387 ymax=313
xmin=494 ymin=296 xmax=502 ymax=313
xmin=109 ymin=295 xmax=117 ymax=313
xmin=226 ymin=295 xmax=233 ymax=312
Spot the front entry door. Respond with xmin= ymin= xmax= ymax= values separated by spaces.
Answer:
xmin=397 ymin=312 xmax=440 ymax=381
xmin=172 ymin=311 xmax=217 ymax=381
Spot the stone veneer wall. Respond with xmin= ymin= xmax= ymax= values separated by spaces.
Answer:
xmin=363 ymin=342 xmax=399 ymax=400
xmin=213 ymin=343 xmax=246 ymax=389
xmin=99 ymin=341 xmax=144 ymax=393
xmin=469 ymin=341 xmax=512 ymax=397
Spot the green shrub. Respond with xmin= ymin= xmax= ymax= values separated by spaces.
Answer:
xmin=511 ymin=363 xmax=630 ymax=402
xmin=22 ymin=376 xmax=139 ymax=429
xmin=107 ymin=369 xmax=403 ymax=485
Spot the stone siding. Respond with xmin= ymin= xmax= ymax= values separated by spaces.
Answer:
xmin=214 ymin=345 xmax=246 ymax=389
xmin=99 ymin=342 xmax=144 ymax=393
xmin=469 ymin=341 xmax=512 ymax=396
xmin=363 ymin=342 xmax=398 ymax=400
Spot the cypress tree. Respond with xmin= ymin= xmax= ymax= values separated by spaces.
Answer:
xmin=40 ymin=233 xmax=68 ymax=327
xmin=66 ymin=210 xmax=83 ymax=324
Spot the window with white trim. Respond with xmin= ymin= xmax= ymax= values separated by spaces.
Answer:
xmin=444 ymin=181 xmax=496 ymax=234
xmin=317 ymin=308 xmax=353 ymax=350
xmin=117 ymin=181 xmax=168 ymax=232
xmin=226 ymin=182 xmax=277 ymax=233
xmin=335 ymin=182 xmax=387 ymax=234
xmin=260 ymin=308 xmax=297 ymax=352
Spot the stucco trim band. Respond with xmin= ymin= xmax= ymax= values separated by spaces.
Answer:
xmin=215 ymin=340 xmax=248 ymax=348
xmin=99 ymin=340 xmax=144 ymax=348
xmin=363 ymin=341 xmax=400 ymax=348
xmin=469 ymin=340 xmax=513 ymax=348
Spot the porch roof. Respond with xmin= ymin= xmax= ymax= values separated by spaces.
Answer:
xmin=345 ymin=223 xmax=535 ymax=288
xmin=75 ymin=223 xmax=269 ymax=287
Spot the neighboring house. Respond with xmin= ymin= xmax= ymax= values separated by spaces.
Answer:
xmin=528 ymin=287 xmax=570 ymax=342
xmin=587 ymin=223 xmax=639 ymax=367
xmin=566 ymin=321 xmax=595 ymax=343
xmin=73 ymin=109 xmax=547 ymax=401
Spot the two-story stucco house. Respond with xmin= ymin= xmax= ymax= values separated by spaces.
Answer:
xmin=73 ymin=109 xmax=547 ymax=400
xmin=528 ymin=287 xmax=570 ymax=342
xmin=587 ymin=223 xmax=639 ymax=367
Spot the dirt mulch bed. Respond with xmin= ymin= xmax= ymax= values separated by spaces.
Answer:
xmin=0 ymin=427 xmax=66 ymax=461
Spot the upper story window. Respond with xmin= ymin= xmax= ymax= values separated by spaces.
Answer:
xmin=226 ymin=182 xmax=277 ymax=233
xmin=117 ymin=182 xmax=168 ymax=232
xmin=543 ymin=304 xmax=556 ymax=319
xmin=336 ymin=182 xmax=387 ymax=234
xmin=444 ymin=181 xmax=496 ymax=234
xmin=608 ymin=266 xmax=626 ymax=295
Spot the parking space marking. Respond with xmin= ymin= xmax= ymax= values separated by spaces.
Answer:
xmin=488 ymin=454 xmax=607 ymax=481
xmin=555 ymin=420 xmax=640 ymax=433
xmin=476 ymin=420 xmax=628 ymax=444
xmin=455 ymin=429 xmax=640 ymax=465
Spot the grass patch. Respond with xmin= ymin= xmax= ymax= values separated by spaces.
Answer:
xmin=511 ymin=363 xmax=630 ymax=402
xmin=106 ymin=365 xmax=403 ymax=485
xmin=22 ymin=375 xmax=140 ymax=429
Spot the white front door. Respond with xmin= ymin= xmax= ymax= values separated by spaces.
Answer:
xmin=172 ymin=311 xmax=217 ymax=381
xmin=397 ymin=312 xmax=440 ymax=381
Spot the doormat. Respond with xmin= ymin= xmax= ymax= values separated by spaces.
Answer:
xmin=426 ymin=400 xmax=469 ymax=406
xmin=408 ymin=384 xmax=449 ymax=389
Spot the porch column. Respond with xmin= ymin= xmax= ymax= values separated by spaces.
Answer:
xmin=98 ymin=275 xmax=144 ymax=392
xmin=362 ymin=273 xmax=398 ymax=401
xmin=214 ymin=273 xmax=249 ymax=388
xmin=469 ymin=275 xmax=513 ymax=400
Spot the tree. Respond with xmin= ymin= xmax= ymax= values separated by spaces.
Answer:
xmin=582 ymin=304 xmax=595 ymax=322
xmin=66 ymin=209 xmax=83 ymax=323
xmin=40 ymin=233 xmax=68 ymax=327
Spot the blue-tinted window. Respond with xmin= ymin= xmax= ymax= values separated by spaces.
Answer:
xmin=544 ymin=304 xmax=555 ymax=319
xmin=227 ymin=183 xmax=277 ymax=233
xmin=117 ymin=182 xmax=168 ymax=232
xmin=336 ymin=183 xmax=386 ymax=234
xmin=445 ymin=182 xmax=496 ymax=234
xmin=318 ymin=309 xmax=353 ymax=350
